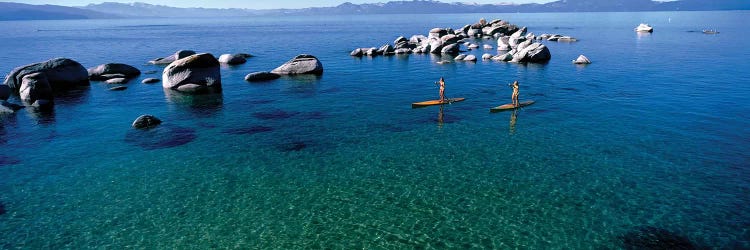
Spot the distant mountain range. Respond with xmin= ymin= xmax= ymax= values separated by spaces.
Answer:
xmin=1 ymin=0 xmax=749 ymax=20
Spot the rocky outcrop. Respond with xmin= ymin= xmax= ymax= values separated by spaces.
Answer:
xmin=88 ymin=63 xmax=140 ymax=80
xmin=270 ymin=54 xmax=323 ymax=75
xmin=149 ymin=50 xmax=196 ymax=65
xmin=19 ymin=72 xmax=53 ymax=105
xmin=132 ymin=114 xmax=162 ymax=129
xmin=3 ymin=58 xmax=89 ymax=92
xmin=218 ymin=54 xmax=247 ymax=65
xmin=244 ymin=71 xmax=280 ymax=82
xmin=573 ymin=54 xmax=591 ymax=64
xmin=162 ymin=53 xmax=221 ymax=93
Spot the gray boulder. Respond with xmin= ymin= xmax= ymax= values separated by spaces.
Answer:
xmin=149 ymin=50 xmax=196 ymax=65
xmin=482 ymin=53 xmax=493 ymax=60
xmin=573 ymin=55 xmax=592 ymax=64
xmin=3 ymin=58 xmax=89 ymax=92
xmin=88 ymin=63 xmax=140 ymax=80
xmin=109 ymin=86 xmax=127 ymax=91
xmin=441 ymin=43 xmax=460 ymax=55
xmin=394 ymin=48 xmax=412 ymax=54
xmin=132 ymin=114 xmax=162 ymax=129
xmin=162 ymin=53 xmax=221 ymax=93
xmin=463 ymin=55 xmax=477 ymax=61
xmin=0 ymin=85 xmax=9 ymax=101
xmin=428 ymin=38 xmax=444 ymax=54
xmin=350 ymin=48 xmax=364 ymax=57
xmin=393 ymin=36 xmax=408 ymax=45
xmin=454 ymin=54 xmax=467 ymax=61
xmin=270 ymin=54 xmax=323 ymax=75
xmin=377 ymin=44 xmax=395 ymax=55
xmin=218 ymin=54 xmax=247 ymax=65
xmin=429 ymin=28 xmax=447 ymax=38
xmin=142 ymin=78 xmax=160 ymax=84
xmin=20 ymin=72 xmax=53 ymax=105
xmin=440 ymin=34 xmax=460 ymax=45
xmin=245 ymin=71 xmax=280 ymax=82
xmin=512 ymin=43 xmax=551 ymax=63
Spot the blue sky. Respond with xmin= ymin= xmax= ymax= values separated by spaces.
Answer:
xmin=14 ymin=0 xmax=555 ymax=9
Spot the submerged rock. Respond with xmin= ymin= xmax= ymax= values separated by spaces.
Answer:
xmin=244 ymin=71 xmax=280 ymax=82
xmin=3 ymin=58 xmax=89 ymax=92
xmin=125 ymin=125 xmax=196 ymax=150
xmin=88 ymin=63 xmax=141 ymax=80
xmin=142 ymin=78 xmax=160 ymax=84
xmin=109 ymin=86 xmax=127 ymax=91
xmin=270 ymin=54 xmax=323 ymax=75
xmin=620 ymin=226 xmax=696 ymax=250
xmin=162 ymin=53 xmax=221 ymax=93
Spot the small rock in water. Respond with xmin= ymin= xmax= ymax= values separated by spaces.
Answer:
xmin=132 ymin=114 xmax=162 ymax=129
xmin=105 ymin=78 xmax=129 ymax=84
xmin=142 ymin=78 xmax=160 ymax=84
xmin=0 ymin=202 xmax=6 ymax=215
xmin=245 ymin=72 xmax=280 ymax=82
xmin=109 ymin=86 xmax=127 ymax=91
xmin=572 ymin=54 xmax=591 ymax=64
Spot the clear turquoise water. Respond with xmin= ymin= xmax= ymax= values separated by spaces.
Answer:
xmin=1 ymin=11 xmax=749 ymax=248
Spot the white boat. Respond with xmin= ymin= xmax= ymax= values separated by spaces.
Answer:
xmin=635 ymin=23 xmax=654 ymax=33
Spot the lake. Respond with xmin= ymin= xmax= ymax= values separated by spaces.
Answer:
xmin=0 ymin=11 xmax=748 ymax=248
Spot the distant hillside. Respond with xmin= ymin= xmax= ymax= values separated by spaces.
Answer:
xmin=0 ymin=2 xmax=115 ymax=20
xmin=1 ymin=0 xmax=748 ymax=20
xmin=79 ymin=2 xmax=255 ymax=18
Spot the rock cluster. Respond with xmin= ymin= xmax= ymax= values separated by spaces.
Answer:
xmin=350 ymin=18 xmax=552 ymax=64
xmin=88 ymin=63 xmax=141 ymax=83
xmin=2 ymin=58 xmax=89 ymax=108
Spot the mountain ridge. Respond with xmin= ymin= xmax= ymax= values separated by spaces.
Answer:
xmin=1 ymin=0 xmax=748 ymax=20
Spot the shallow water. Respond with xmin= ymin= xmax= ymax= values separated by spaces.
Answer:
xmin=0 ymin=11 xmax=749 ymax=248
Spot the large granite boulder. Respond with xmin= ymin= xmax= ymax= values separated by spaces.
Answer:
xmin=270 ymin=54 xmax=323 ymax=75
xmin=245 ymin=71 xmax=280 ymax=82
xmin=162 ymin=53 xmax=221 ymax=93
xmin=88 ymin=63 xmax=140 ymax=80
xmin=511 ymin=43 xmax=551 ymax=63
xmin=441 ymin=43 xmax=460 ymax=55
xmin=218 ymin=54 xmax=247 ymax=65
xmin=149 ymin=50 xmax=196 ymax=65
xmin=0 ymin=85 xmax=9 ymax=101
xmin=3 ymin=58 xmax=89 ymax=92
xmin=428 ymin=28 xmax=447 ymax=39
xmin=19 ymin=72 xmax=53 ymax=105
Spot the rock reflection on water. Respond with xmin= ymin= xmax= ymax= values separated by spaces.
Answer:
xmin=163 ymin=88 xmax=223 ymax=118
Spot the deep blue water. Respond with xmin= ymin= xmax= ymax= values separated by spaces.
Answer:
xmin=1 ymin=11 xmax=749 ymax=248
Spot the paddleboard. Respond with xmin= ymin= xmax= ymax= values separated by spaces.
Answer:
xmin=412 ymin=98 xmax=466 ymax=108
xmin=490 ymin=100 xmax=535 ymax=112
